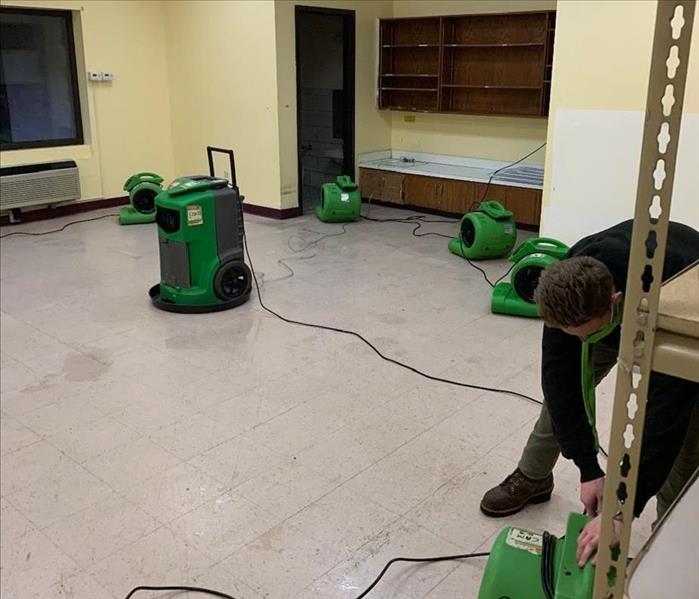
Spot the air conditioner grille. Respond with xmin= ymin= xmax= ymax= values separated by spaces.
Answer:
xmin=0 ymin=162 xmax=81 ymax=210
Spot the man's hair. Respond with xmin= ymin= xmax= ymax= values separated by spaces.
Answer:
xmin=534 ymin=256 xmax=614 ymax=328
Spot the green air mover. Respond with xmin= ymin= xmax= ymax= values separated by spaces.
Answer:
xmin=149 ymin=147 xmax=251 ymax=313
xmin=448 ymin=201 xmax=517 ymax=260
xmin=491 ymin=237 xmax=569 ymax=318
xmin=119 ymin=172 xmax=164 ymax=225
xmin=478 ymin=512 xmax=594 ymax=599
xmin=316 ymin=175 xmax=361 ymax=223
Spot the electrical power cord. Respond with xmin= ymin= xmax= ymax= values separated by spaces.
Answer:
xmin=361 ymin=213 xmax=456 ymax=239
xmin=243 ymin=231 xmax=543 ymax=407
xmin=287 ymin=222 xmax=350 ymax=252
xmin=265 ymin=224 xmax=351 ymax=284
xmin=353 ymin=551 xmax=491 ymax=599
xmin=269 ymin=253 xmax=317 ymax=283
xmin=541 ymin=531 xmax=557 ymax=599
xmin=124 ymin=585 xmax=237 ymax=599
xmin=471 ymin=142 xmax=547 ymax=211
xmin=0 ymin=212 xmax=118 ymax=238
xmin=362 ymin=213 xmax=516 ymax=286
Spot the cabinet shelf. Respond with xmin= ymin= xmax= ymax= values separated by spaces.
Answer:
xmin=382 ymin=73 xmax=439 ymax=77
xmin=443 ymin=42 xmax=545 ymax=48
xmin=381 ymin=87 xmax=438 ymax=92
xmin=382 ymin=44 xmax=439 ymax=48
xmin=379 ymin=106 xmax=434 ymax=112
xmin=380 ymin=11 xmax=555 ymax=117
xmin=441 ymin=84 xmax=541 ymax=90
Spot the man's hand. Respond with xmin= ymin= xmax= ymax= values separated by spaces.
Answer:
xmin=580 ymin=476 xmax=605 ymax=516
xmin=576 ymin=513 xmax=623 ymax=567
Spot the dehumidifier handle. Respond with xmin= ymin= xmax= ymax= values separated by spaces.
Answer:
xmin=123 ymin=172 xmax=163 ymax=191
xmin=532 ymin=237 xmax=568 ymax=251
xmin=206 ymin=146 xmax=237 ymax=187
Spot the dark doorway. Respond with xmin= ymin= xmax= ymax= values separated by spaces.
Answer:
xmin=295 ymin=6 xmax=355 ymax=214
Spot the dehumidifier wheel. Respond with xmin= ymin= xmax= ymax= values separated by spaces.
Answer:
xmin=460 ymin=217 xmax=476 ymax=247
xmin=213 ymin=261 xmax=252 ymax=301
xmin=512 ymin=264 xmax=544 ymax=304
xmin=132 ymin=188 xmax=158 ymax=214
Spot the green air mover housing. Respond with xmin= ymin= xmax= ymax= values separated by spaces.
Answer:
xmin=479 ymin=512 xmax=594 ymax=599
xmin=448 ymin=200 xmax=517 ymax=260
xmin=119 ymin=172 xmax=164 ymax=225
xmin=316 ymin=175 xmax=361 ymax=223
xmin=149 ymin=147 xmax=251 ymax=313
xmin=491 ymin=237 xmax=569 ymax=318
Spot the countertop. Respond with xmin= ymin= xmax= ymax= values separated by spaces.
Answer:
xmin=358 ymin=150 xmax=545 ymax=190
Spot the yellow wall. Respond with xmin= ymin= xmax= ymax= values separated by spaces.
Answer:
xmin=389 ymin=0 xmax=556 ymax=165
xmin=0 ymin=0 xmax=174 ymax=201
xmin=274 ymin=0 xmax=393 ymax=209
xmin=544 ymin=0 xmax=698 ymax=114
xmin=163 ymin=0 xmax=282 ymax=209
xmin=540 ymin=0 xmax=699 ymax=239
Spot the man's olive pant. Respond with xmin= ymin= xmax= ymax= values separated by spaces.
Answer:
xmin=518 ymin=342 xmax=699 ymax=520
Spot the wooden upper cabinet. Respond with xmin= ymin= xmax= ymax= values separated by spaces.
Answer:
xmin=379 ymin=11 xmax=556 ymax=117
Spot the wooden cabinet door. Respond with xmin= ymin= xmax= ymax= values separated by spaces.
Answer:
xmin=503 ymin=186 xmax=541 ymax=226
xmin=439 ymin=179 xmax=476 ymax=214
xmin=403 ymin=174 xmax=441 ymax=209
xmin=381 ymin=171 xmax=405 ymax=204
xmin=358 ymin=168 xmax=382 ymax=201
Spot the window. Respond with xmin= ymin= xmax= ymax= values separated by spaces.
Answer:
xmin=0 ymin=8 xmax=83 ymax=150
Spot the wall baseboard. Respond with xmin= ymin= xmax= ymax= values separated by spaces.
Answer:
xmin=0 ymin=196 xmax=129 ymax=226
xmin=361 ymin=198 xmax=540 ymax=232
xmin=242 ymin=203 xmax=302 ymax=219
xmin=1 ymin=198 xmax=303 ymax=226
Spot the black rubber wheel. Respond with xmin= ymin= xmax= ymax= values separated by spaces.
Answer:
xmin=213 ymin=261 xmax=252 ymax=301
xmin=460 ymin=217 xmax=476 ymax=247
xmin=132 ymin=188 xmax=157 ymax=214
xmin=513 ymin=264 xmax=544 ymax=304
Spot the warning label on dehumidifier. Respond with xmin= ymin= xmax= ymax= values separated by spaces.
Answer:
xmin=187 ymin=205 xmax=203 ymax=226
xmin=506 ymin=527 xmax=543 ymax=555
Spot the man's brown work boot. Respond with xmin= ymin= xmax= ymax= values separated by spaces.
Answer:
xmin=480 ymin=469 xmax=554 ymax=517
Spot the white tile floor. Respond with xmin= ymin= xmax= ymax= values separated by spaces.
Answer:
xmin=0 ymin=206 xmax=653 ymax=599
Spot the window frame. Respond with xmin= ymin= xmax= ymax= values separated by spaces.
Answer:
xmin=0 ymin=7 xmax=84 ymax=151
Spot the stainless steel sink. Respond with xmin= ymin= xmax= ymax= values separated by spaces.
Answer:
xmin=373 ymin=158 xmax=427 ymax=168
xmin=492 ymin=165 xmax=544 ymax=186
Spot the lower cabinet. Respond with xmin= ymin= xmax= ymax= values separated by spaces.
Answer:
xmin=359 ymin=168 xmax=541 ymax=227
xmin=358 ymin=169 xmax=405 ymax=205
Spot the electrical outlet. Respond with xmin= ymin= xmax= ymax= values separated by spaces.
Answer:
xmin=102 ymin=71 xmax=114 ymax=81
xmin=88 ymin=71 xmax=103 ymax=81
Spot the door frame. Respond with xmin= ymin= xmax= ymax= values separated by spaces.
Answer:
xmin=295 ymin=5 xmax=356 ymax=212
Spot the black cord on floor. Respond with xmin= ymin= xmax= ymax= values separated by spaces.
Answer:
xmin=287 ymin=222 xmax=350 ymax=252
xmin=124 ymin=585 xmax=238 ymax=599
xmin=361 ymin=213 xmax=455 ymax=239
xmin=243 ymin=232 xmax=542 ymax=407
xmin=354 ymin=552 xmax=491 ymax=599
xmin=0 ymin=213 xmax=118 ymax=238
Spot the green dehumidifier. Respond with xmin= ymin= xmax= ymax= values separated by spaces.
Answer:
xmin=448 ymin=201 xmax=517 ymax=260
xmin=119 ymin=172 xmax=164 ymax=225
xmin=478 ymin=512 xmax=594 ymax=599
xmin=491 ymin=237 xmax=569 ymax=318
xmin=316 ymin=175 xmax=361 ymax=223
xmin=149 ymin=147 xmax=251 ymax=313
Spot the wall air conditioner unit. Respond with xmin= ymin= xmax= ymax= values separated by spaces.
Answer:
xmin=0 ymin=160 xmax=81 ymax=212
